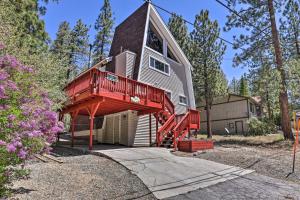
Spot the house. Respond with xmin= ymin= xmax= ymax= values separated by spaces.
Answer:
xmin=197 ymin=94 xmax=262 ymax=135
xmin=64 ymin=1 xmax=197 ymax=149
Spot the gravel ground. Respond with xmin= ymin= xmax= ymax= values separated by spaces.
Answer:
xmin=174 ymin=142 xmax=300 ymax=184
xmin=10 ymin=146 xmax=155 ymax=200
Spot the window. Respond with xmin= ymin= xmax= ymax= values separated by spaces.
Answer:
xmin=146 ymin=22 xmax=163 ymax=54
xmin=149 ymin=57 xmax=170 ymax=75
xmin=165 ymin=91 xmax=172 ymax=99
xmin=167 ymin=46 xmax=178 ymax=62
xmin=179 ymin=95 xmax=187 ymax=105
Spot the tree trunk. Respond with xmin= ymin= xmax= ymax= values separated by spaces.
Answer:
xmin=204 ymin=63 xmax=212 ymax=138
xmin=267 ymin=0 xmax=294 ymax=140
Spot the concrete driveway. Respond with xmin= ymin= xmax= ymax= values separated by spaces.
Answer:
xmin=93 ymin=147 xmax=253 ymax=199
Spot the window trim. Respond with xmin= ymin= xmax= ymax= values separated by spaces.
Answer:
xmin=148 ymin=56 xmax=170 ymax=76
xmin=164 ymin=89 xmax=172 ymax=100
xmin=179 ymin=95 xmax=188 ymax=106
xmin=166 ymin=45 xmax=180 ymax=64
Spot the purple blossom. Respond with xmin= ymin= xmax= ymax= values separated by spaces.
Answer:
xmin=8 ymin=114 xmax=16 ymax=121
xmin=0 ymin=55 xmax=21 ymax=69
xmin=17 ymin=149 xmax=27 ymax=159
xmin=6 ymin=143 xmax=16 ymax=153
xmin=7 ymin=80 xmax=18 ymax=90
xmin=0 ymin=70 xmax=9 ymax=80
xmin=0 ymin=140 xmax=6 ymax=146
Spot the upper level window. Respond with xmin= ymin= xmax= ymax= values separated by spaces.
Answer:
xmin=167 ymin=46 xmax=178 ymax=62
xmin=146 ymin=22 xmax=163 ymax=54
xmin=149 ymin=57 xmax=170 ymax=75
xmin=179 ymin=95 xmax=187 ymax=105
xmin=165 ymin=91 xmax=172 ymax=99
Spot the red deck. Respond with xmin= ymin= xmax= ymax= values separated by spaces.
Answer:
xmin=62 ymin=68 xmax=165 ymax=116
xmin=60 ymin=67 xmax=200 ymax=150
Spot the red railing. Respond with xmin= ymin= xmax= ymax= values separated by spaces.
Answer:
xmin=189 ymin=109 xmax=200 ymax=129
xmin=164 ymin=95 xmax=175 ymax=114
xmin=65 ymin=68 xmax=165 ymax=106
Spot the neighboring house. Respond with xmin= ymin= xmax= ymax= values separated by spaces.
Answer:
xmin=197 ymin=94 xmax=262 ymax=135
xmin=74 ymin=2 xmax=195 ymax=146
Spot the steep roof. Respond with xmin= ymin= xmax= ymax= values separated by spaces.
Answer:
xmin=106 ymin=2 xmax=149 ymax=79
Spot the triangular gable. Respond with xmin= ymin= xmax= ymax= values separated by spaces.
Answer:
xmin=147 ymin=4 xmax=192 ymax=69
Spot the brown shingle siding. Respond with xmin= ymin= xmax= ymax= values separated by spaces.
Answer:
xmin=106 ymin=2 xmax=149 ymax=80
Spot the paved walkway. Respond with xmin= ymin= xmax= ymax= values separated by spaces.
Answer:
xmin=90 ymin=147 xmax=253 ymax=199
xmin=166 ymin=173 xmax=300 ymax=200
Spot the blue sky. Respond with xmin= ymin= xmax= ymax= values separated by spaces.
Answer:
xmin=41 ymin=0 xmax=248 ymax=81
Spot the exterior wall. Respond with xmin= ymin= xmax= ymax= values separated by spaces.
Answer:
xmin=115 ymin=51 xmax=136 ymax=78
xmin=140 ymin=47 xmax=189 ymax=114
xmin=199 ymin=99 xmax=250 ymax=134
xmin=133 ymin=47 xmax=190 ymax=146
xmin=200 ymin=118 xmax=249 ymax=135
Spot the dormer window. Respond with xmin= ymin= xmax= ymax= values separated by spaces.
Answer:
xmin=146 ymin=22 xmax=163 ymax=54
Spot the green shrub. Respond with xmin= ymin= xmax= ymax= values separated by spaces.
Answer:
xmin=247 ymin=118 xmax=277 ymax=136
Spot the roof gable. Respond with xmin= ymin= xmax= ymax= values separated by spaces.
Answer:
xmin=106 ymin=2 xmax=149 ymax=79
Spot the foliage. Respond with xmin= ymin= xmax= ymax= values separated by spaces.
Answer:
xmin=168 ymin=13 xmax=191 ymax=59
xmin=0 ymin=45 xmax=63 ymax=197
xmin=224 ymin=0 xmax=293 ymax=139
xmin=0 ymin=0 xmax=67 ymax=109
xmin=190 ymin=10 xmax=227 ymax=138
xmin=248 ymin=117 xmax=277 ymax=136
xmin=93 ymin=0 xmax=114 ymax=64
xmin=239 ymin=75 xmax=249 ymax=96
xmin=228 ymin=77 xmax=240 ymax=94
xmin=280 ymin=0 xmax=300 ymax=58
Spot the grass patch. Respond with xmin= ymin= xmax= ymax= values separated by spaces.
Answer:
xmin=197 ymin=133 xmax=284 ymax=145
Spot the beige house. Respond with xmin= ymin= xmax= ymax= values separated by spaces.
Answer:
xmin=197 ymin=94 xmax=262 ymax=135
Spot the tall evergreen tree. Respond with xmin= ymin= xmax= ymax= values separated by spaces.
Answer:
xmin=70 ymin=19 xmax=90 ymax=78
xmin=224 ymin=0 xmax=294 ymax=140
xmin=228 ymin=77 xmax=240 ymax=94
xmin=52 ymin=21 xmax=72 ymax=59
xmin=239 ymin=76 xmax=249 ymax=96
xmin=280 ymin=0 xmax=300 ymax=58
xmin=93 ymin=0 xmax=114 ymax=64
xmin=168 ymin=13 xmax=190 ymax=59
xmin=190 ymin=10 xmax=227 ymax=138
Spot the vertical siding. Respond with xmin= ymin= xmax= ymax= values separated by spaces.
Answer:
xmin=126 ymin=52 xmax=136 ymax=78
xmin=133 ymin=47 xmax=190 ymax=146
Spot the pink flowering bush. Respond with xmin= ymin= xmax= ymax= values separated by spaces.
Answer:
xmin=0 ymin=44 xmax=63 ymax=196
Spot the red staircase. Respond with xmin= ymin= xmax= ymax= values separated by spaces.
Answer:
xmin=61 ymin=67 xmax=200 ymax=150
xmin=155 ymin=95 xmax=200 ymax=149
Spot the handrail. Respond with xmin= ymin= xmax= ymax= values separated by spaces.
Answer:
xmin=64 ymin=68 xmax=165 ymax=105
xmin=189 ymin=109 xmax=200 ymax=128
xmin=164 ymin=95 xmax=175 ymax=114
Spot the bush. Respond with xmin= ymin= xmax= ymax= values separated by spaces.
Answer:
xmin=247 ymin=117 xmax=277 ymax=136
xmin=0 ymin=44 xmax=64 ymax=197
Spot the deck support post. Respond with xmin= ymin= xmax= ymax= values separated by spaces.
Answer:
xmin=87 ymin=102 xmax=101 ymax=150
xmin=57 ymin=113 xmax=64 ymax=142
xmin=156 ymin=113 xmax=159 ymax=147
xmin=71 ymin=110 xmax=79 ymax=147
xmin=149 ymin=114 xmax=152 ymax=146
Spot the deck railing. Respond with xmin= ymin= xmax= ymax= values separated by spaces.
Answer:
xmin=65 ymin=68 xmax=165 ymax=106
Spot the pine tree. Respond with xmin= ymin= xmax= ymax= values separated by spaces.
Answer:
xmin=168 ymin=13 xmax=190 ymax=59
xmin=280 ymin=0 xmax=300 ymax=58
xmin=52 ymin=21 xmax=72 ymax=59
xmin=93 ymin=0 xmax=114 ymax=64
xmin=70 ymin=19 xmax=90 ymax=78
xmin=228 ymin=77 xmax=240 ymax=94
xmin=239 ymin=76 xmax=249 ymax=96
xmin=224 ymin=0 xmax=294 ymax=140
xmin=190 ymin=10 xmax=227 ymax=138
